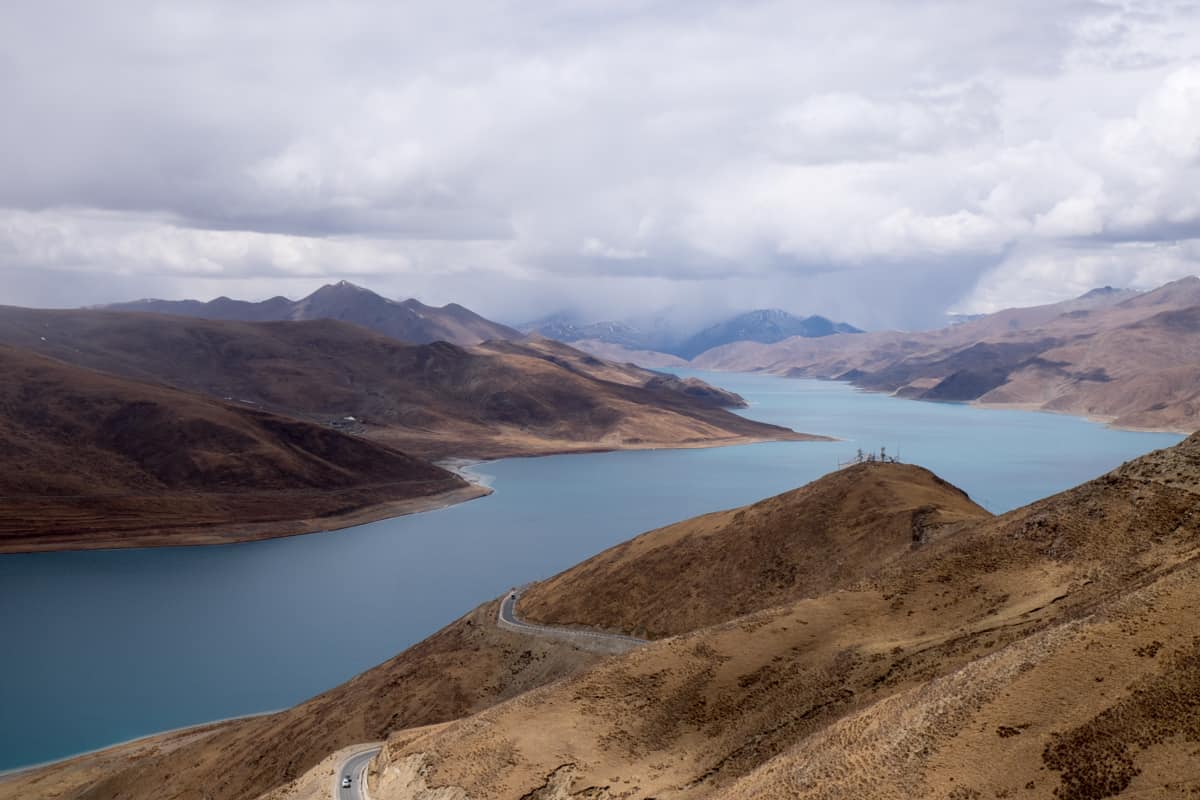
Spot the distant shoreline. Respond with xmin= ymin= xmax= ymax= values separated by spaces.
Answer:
xmin=0 ymin=482 xmax=494 ymax=556
xmin=0 ymin=709 xmax=275 ymax=781
xmin=0 ymin=431 xmax=827 ymax=776
xmin=969 ymin=400 xmax=1194 ymax=436
xmin=0 ymin=430 xmax=824 ymax=555
xmin=691 ymin=366 xmax=1196 ymax=437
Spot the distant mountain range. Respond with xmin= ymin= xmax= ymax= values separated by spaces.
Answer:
xmin=695 ymin=277 xmax=1200 ymax=433
xmin=517 ymin=313 xmax=661 ymax=351
xmin=0 ymin=303 xmax=813 ymax=551
xmin=106 ymin=285 xmax=862 ymax=360
xmin=94 ymin=276 xmax=1200 ymax=433
xmin=521 ymin=308 xmax=862 ymax=360
xmin=673 ymin=309 xmax=862 ymax=359
xmin=102 ymin=281 xmax=521 ymax=346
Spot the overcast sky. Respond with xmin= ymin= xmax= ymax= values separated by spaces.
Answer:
xmin=2 ymin=0 xmax=1199 ymax=329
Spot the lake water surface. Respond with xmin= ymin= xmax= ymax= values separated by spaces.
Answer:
xmin=0 ymin=371 xmax=1183 ymax=770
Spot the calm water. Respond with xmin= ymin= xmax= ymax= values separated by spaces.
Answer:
xmin=0 ymin=372 xmax=1183 ymax=771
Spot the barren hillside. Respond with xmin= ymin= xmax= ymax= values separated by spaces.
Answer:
xmin=0 ymin=602 xmax=606 ymax=800
xmin=0 ymin=345 xmax=470 ymax=552
xmin=695 ymin=277 xmax=1200 ymax=433
xmin=568 ymin=338 xmax=691 ymax=369
xmin=10 ymin=437 xmax=1200 ymax=798
xmin=368 ymin=434 xmax=1200 ymax=799
xmin=0 ymin=307 xmax=817 ymax=460
xmin=519 ymin=462 xmax=989 ymax=638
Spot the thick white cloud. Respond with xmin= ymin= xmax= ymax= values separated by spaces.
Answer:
xmin=0 ymin=0 xmax=1199 ymax=326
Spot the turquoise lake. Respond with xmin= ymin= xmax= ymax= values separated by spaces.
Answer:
xmin=0 ymin=371 xmax=1184 ymax=771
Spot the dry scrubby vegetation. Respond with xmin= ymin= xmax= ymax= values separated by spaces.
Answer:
xmin=518 ymin=462 xmax=988 ymax=638
xmin=0 ymin=602 xmax=606 ymax=800
xmin=1041 ymin=637 xmax=1200 ymax=799
xmin=12 ymin=435 xmax=1200 ymax=799
xmin=368 ymin=435 xmax=1200 ymax=799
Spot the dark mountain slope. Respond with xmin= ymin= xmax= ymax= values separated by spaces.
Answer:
xmin=0 ymin=306 xmax=817 ymax=460
xmin=0 ymin=344 xmax=468 ymax=551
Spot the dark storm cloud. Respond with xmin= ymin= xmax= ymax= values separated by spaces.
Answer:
xmin=1 ymin=0 xmax=1199 ymax=326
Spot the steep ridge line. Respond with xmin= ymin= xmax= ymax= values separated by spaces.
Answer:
xmin=365 ymin=436 xmax=1200 ymax=799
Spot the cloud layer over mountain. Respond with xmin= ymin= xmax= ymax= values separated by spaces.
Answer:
xmin=2 ymin=1 xmax=1199 ymax=327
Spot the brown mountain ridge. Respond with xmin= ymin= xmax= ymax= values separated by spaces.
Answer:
xmin=364 ymin=433 xmax=1200 ymax=799
xmin=0 ymin=344 xmax=473 ymax=552
xmin=100 ymin=281 xmax=522 ymax=346
xmin=12 ymin=434 xmax=1200 ymax=798
xmin=0 ymin=305 xmax=817 ymax=551
xmin=0 ymin=306 xmax=817 ymax=461
xmin=695 ymin=276 xmax=1200 ymax=433
xmin=518 ymin=462 xmax=989 ymax=639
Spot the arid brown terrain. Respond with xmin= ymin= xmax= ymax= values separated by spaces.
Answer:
xmin=0 ymin=601 xmax=606 ymax=800
xmin=518 ymin=462 xmax=988 ymax=638
xmin=0 ymin=345 xmax=473 ymax=552
xmin=365 ymin=434 xmax=1200 ymax=799
xmin=695 ymin=277 xmax=1200 ymax=433
xmin=0 ymin=305 xmax=812 ymax=551
xmin=0 ymin=306 xmax=812 ymax=461
xmin=10 ymin=434 xmax=1200 ymax=798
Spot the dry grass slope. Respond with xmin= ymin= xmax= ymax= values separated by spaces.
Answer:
xmin=520 ymin=462 xmax=989 ymax=638
xmin=0 ymin=307 xmax=814 ymax=461
xmin=0 ymin=344 xmax=467 ymax=551
xmin=370 ymin=434 xmax=1200 ymax=799
xmin=0 ymin=602 xmax=606 ymax=800
xmin=14 ymin=431 xmax=1200 ymax=799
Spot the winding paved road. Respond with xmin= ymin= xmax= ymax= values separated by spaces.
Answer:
xmin=335 ymin=746 xmax=380 ymax=800
xmin=498 ymin=589 xmax=648 ymax=648
xmin=331 ymin=590 xmax=646 ymax=798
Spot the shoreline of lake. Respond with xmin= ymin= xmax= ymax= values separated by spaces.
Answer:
xmin=1 ymin=371 xmax=1183 ymax=772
